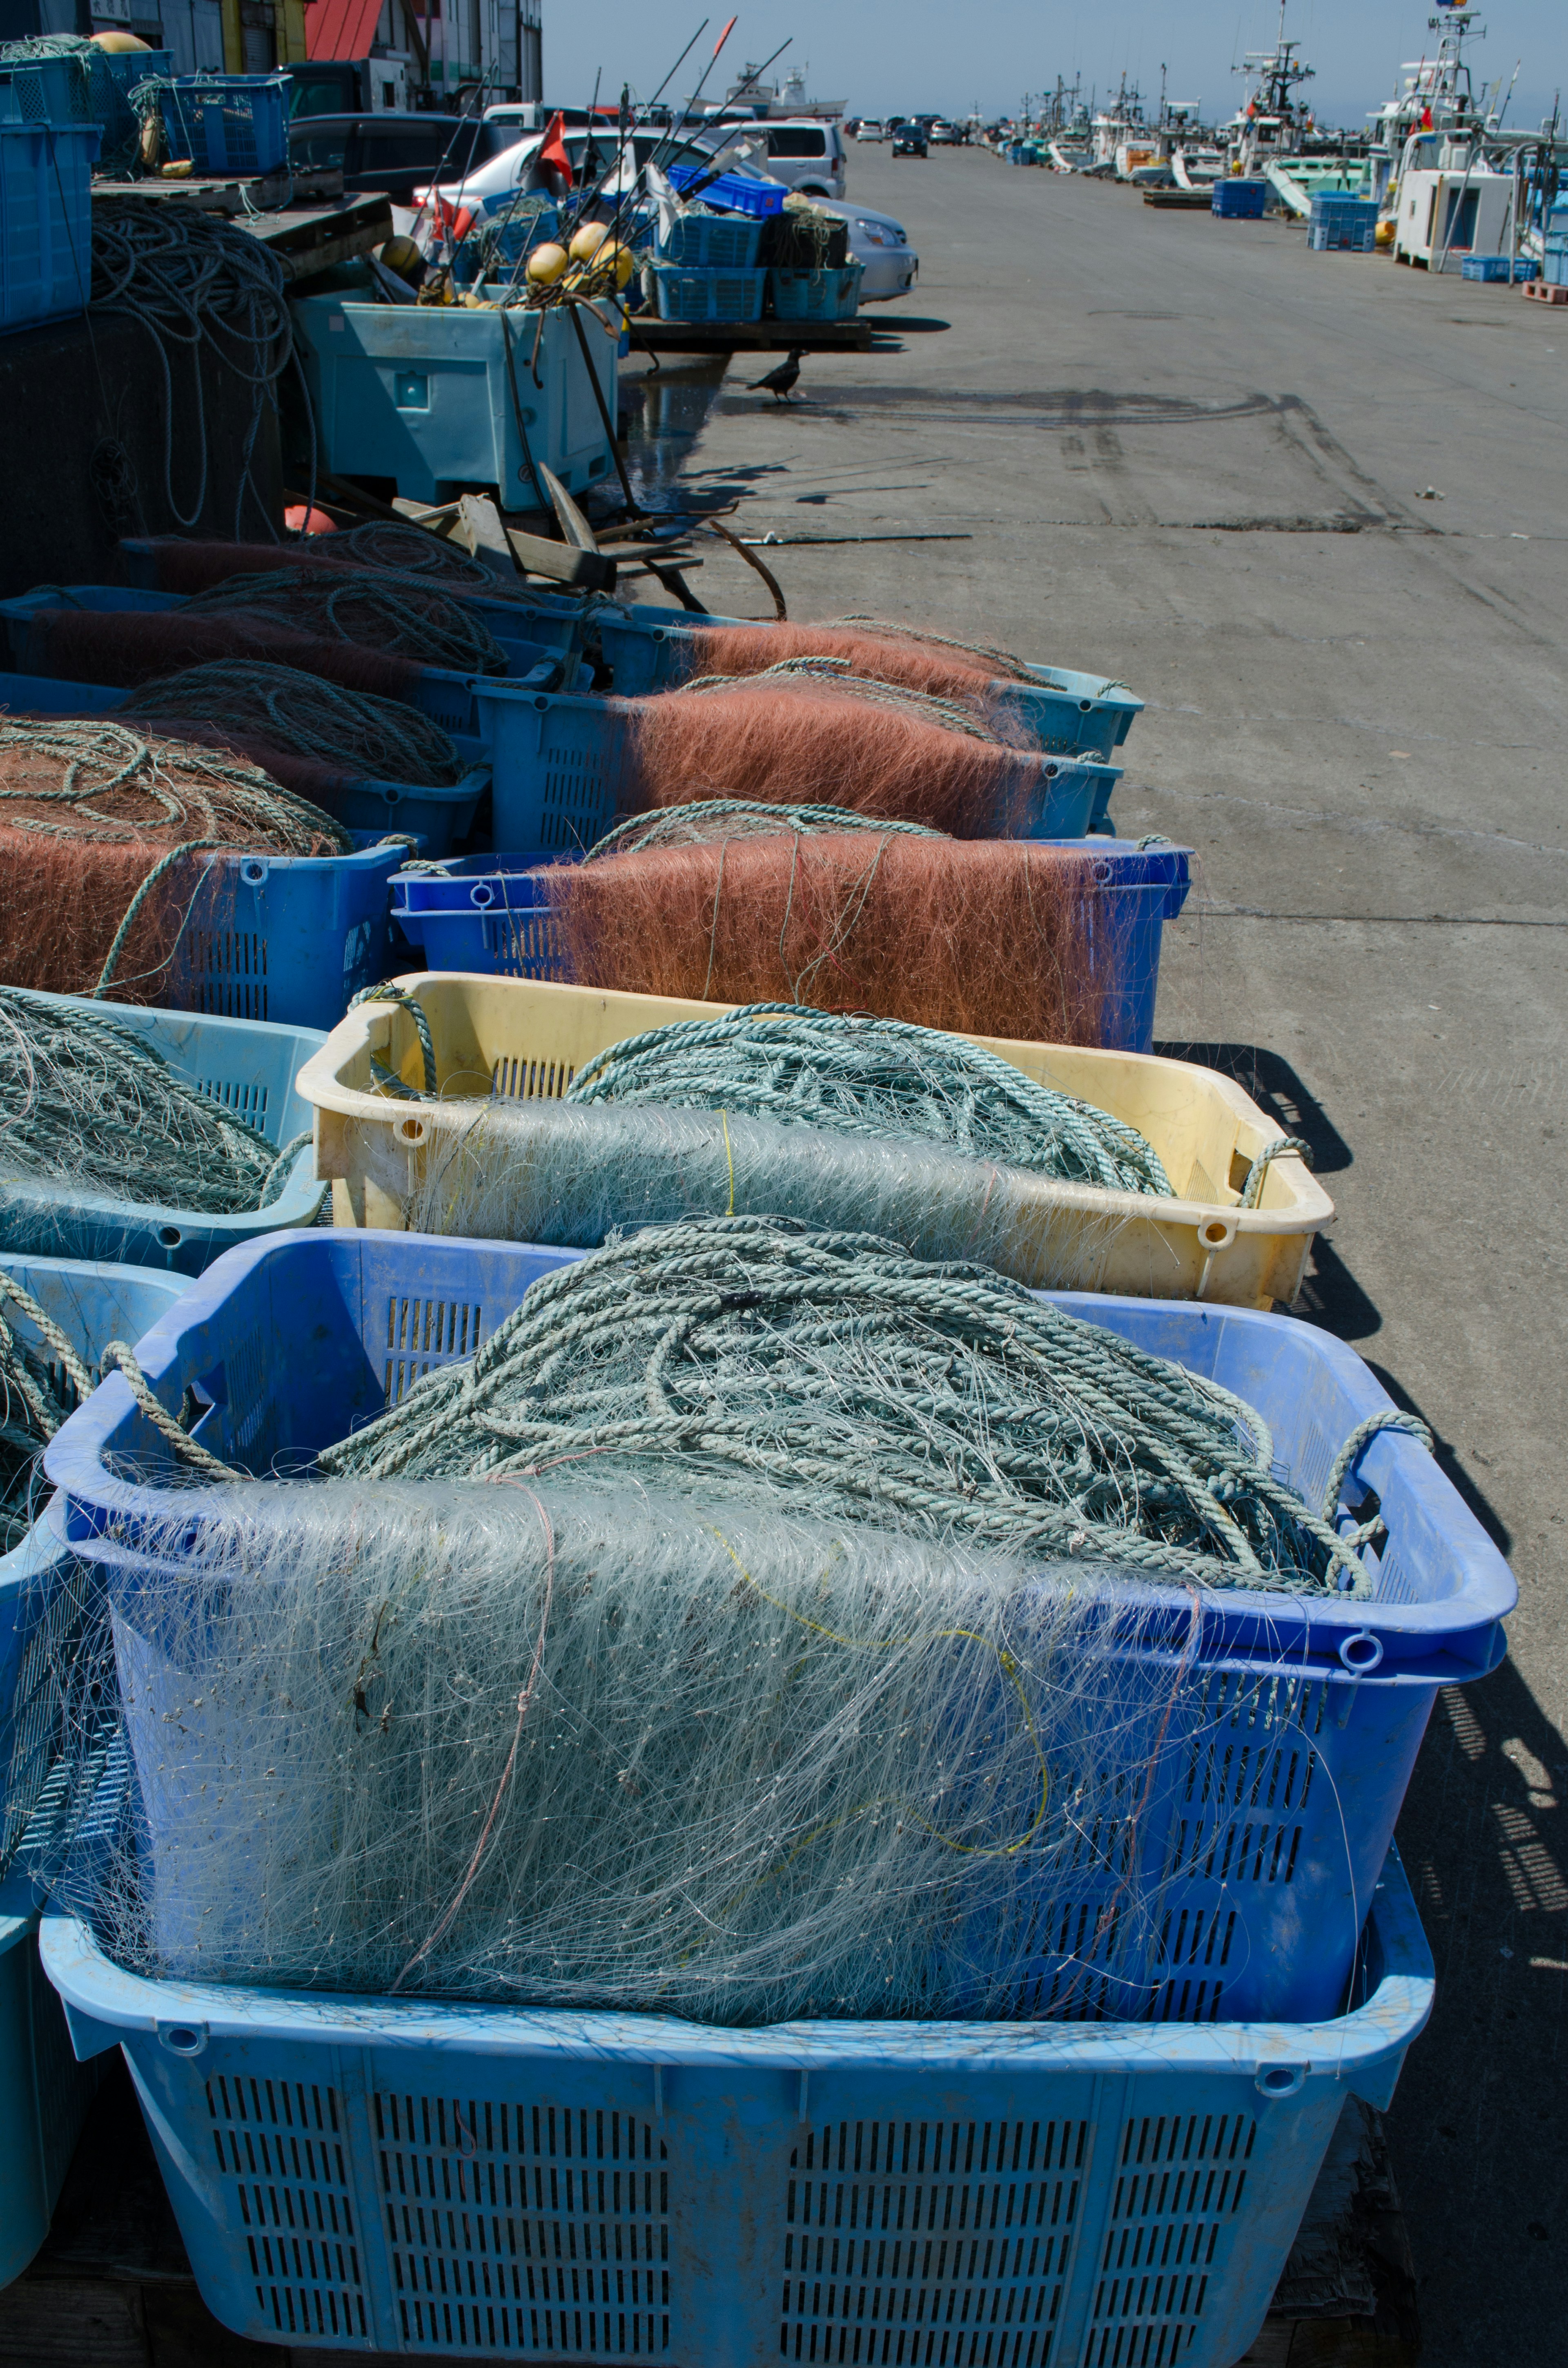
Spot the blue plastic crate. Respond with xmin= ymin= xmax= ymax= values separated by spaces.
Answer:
xmin=472 ymin=683 xmax=1122 ymax=847
xmin=0 ymin=55 xmax=84 ymax=127
xmin=390 ymin=851 xmax=576 ymax=980
xmin=1543 ymin=243 xmax=1568 ymax=287
xmin=153 ymin=71 xmax=289 ymax=178
xmin=666 ymin=160 xmax=786 ymax=218
xmin=45 ymin=1230 xmax=1511 ymax=2020
xmin=768 ymin=262 xmax=863 ymax=320
xmin=648 ymin=260 xmax=767 ymax=322
xmin=165 ymin=831 xmax=418 ymax=1030
xmin=0 ymin=991 xmax=325 ymax=1276
xmin=0 ymin=670 xmax=488 ymax=860
xmin=390 ymin=839 xmax=1187 ymax=1049
xmin=1308 ymin=222 xmax=1377 ymax=252
xmin=1460 ymin=252 xmax=1536 ymax=282
xmin=656 ymin=206 xmax=764 ymax=268
xmin=39 ymin=1844 xmax=1431 ymax=2364
xmin=0 ymin=118 xmax=96 ymax=332
xmin=1212 ymin=178 xmax=1267 ymax=219
xmin=595 ymin=613 xmax=1145 ymax=760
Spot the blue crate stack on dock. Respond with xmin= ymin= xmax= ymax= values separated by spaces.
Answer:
xmin=1308 ymin=193 xmax=1379 ymax=252
xmin=0 ymin=56 xmax=98 ymax=333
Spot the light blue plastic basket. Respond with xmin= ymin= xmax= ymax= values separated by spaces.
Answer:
xmin=0 ymin=119 xmax=96 ymax=331
xmin=44 ymin=1230 xmax=1512 ymax=2031
xmin=596 ymin=612 xmax=1144 ymax=760
xmin=0 ymin=990 xmax=325 ymax=1276
xmin=37 ymin=1843 xmax=1432 ymax=2363
xmin=473 ymin=685 xmax=1123 ymax=847
xmin=153 ymin=71 xmax=290 ymax=177
xmin=657 ymin=207 xmax=764 ymax=268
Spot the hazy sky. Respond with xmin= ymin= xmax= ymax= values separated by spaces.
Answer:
xmin=543 ymin=2 xmax=1565 ymax=138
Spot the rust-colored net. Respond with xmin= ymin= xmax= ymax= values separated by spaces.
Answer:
xmin=0 ymin=714 xmax=350 ymax=1001
xmin=543 ymin=829 xmax=1113 ymax=1045
xmin=677 ymin=622 xmax=1008 ymax=702
xmin=29 ymin=609 xmax=425 ymax=702
xmin=127 ymin=526 xmax=521 ymax=597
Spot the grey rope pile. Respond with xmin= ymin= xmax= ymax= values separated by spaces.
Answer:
xmin=585 ymin=800 xmax=949 ymax=859
xmin=321 ymin=521 xmax=549 ymax=604
xmin=0 ymin=1270 xmax=94 ymax=1548
xmin=321 ymin=1215 xmax=1371 ymax=1597
xmin=118 ymin=662 xmax=464 ymax=787
xmin=678 ymin=657 xmax=1009 ymax=745
xmin=0 ymin=988 xmax=313 ymax=1217
xmin=182 ymin=568 xmax=511 ymax=676
xmin=89 ymin=201 xmax=298 ymax=542
xmin=566 ymin=1005 xmax=1175 ymax=1197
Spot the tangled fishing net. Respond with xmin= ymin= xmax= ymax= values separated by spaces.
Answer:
xmin=0 ymin=716 xmax=350 ymax=997
xmin=541 ymin=826 xmax=1118 ymax=1044
xmin=0 ymin=1269 xmax=94 ymax=1551
xmin=181 ymin=568 xmax=510 ymax=675
xmin=89 ymin=1479 xmax=1187 ymax=2017
xmin=323 ymin=1217 xmax=1361 ymax=1597
xmin=566 ymin=1006 xmax=1173 ymax=1196
xmin=31 ymin=605 xmax=432 ymax=702
xmin=118 ymin=662 xmax=464 ymax=793
xmin=0 ymin=986 xmax=310 ymax=1223
xmin=621 ymin=675 xmax=1051 ymax=836
xmin=658 ymin=622 xmax=1030 ymax=706
xmin=130 ymin=526 xmax=543 ymax=602
xmin=586 ymin=800 xmax=946 ymax=856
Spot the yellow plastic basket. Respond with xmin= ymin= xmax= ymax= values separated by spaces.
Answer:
xmin=297 ymin=976 xmax=1334 ymax=1307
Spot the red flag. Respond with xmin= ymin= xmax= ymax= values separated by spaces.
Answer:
xmin=538 ymin=109 xmax=574 ymax=189
xmin=1421 ymin=104 xmax=1433 ymax=128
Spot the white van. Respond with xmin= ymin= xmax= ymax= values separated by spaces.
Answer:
xmin=746 ymin=118 xmax=847 ymax=198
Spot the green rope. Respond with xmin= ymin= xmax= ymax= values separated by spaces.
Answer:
xmin=184 ymin=567 xmax=511 ymax=677
xmin=1320 ymin=1409 xmax=1434 ymax=1541
xmin=566 ymin=1005 xmax=1175 ymax=1198
xmin=1239 ymin=1134 xmax=1312 ymax=1210
xmin=350 ymin=982 xmax=438 ymax=1096
xmin=320 ymin=1215 xmax=1371 ymax=1598
xmin=118 ymin=663 xmax=463 ymax=788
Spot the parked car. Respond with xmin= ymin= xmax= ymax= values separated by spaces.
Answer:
xmin=891 ymin=123 xmax=928 ymax=158
xmin=416 ymin=124 xmax=726 ymax=212
xmin=720 ymin=117 xmax=846 ymax=199
xmin=809 ymin=198 xmax=918 ymax=298
xmin=928 ymin=119 xmax=964 ymax=145
xmin=854 ymin=118 xmax=886 ymax=142
xmin=287 ymin=112 xmax=513 ymax=204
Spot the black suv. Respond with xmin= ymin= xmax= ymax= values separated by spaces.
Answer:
xmin=287 ymin=113 xmax=517 ymax=203
xmin=891 ymin=123 xmax=928 ymax=158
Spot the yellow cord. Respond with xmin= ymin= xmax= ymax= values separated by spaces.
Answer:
xmin=720 ymin=1108 xmax=735 ymax=1215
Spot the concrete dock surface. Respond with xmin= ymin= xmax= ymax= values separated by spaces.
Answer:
xmin=657 ymin=145 xmax=1567 ymax=2368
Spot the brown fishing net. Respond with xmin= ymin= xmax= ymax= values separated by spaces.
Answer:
xmin=29 ymin=609 xmax=425 ymax=702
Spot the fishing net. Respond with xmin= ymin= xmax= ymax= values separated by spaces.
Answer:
xmin=30 ymin=606 xmax=427 ymax=702
xmin=322 ymin=1218 xmax=1361 ymax=1597
xmin=128 ymin=526 xmax=538 ymax=600
xmin=182 ymin=569 xmax=510 ymax=675
xmin=0 ymin=716 xmax=350 ymax=998
xmin=659 ymin=621 xmax=1020 ymax=703
xmin=620 ymin=676 xmax=1050 ymax=836
xmin=0 ymin=986 xmax=307 ymax=1221
xmin=0 ymin=1269 xmax=92 ymax=1552
xmin=541 ymin=828 xmax=1118 ymax=1044
xmin=586 ymin=800 xmax=947 ymax=856
xmin=566 ymin=1006 xmax=1173 ymax=1197
xmin=0 ymin=34 xmax=141 ymax=170
xmin=118 ymin=663 xmax=464 ymax=791
xmin=86 ymin=1478 xmax=1199 ymax=2017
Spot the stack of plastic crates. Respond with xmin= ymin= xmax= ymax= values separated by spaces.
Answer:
xmin=769 ymin=260 xmax=863 ymax=319
xmin=36 ymin=1220 xmax=1517 ymax=2359
xmin=1212 ymin=178 xmax=1267 ymax=219
xmin=0 ymin=55 xmax=98 ymax=332
xmin=1307 ymin=194 xmax=1378 ymax=252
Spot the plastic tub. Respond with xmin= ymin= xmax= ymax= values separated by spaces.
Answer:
xmin=153 ymin=71 xmax=290 ymax=178
xmin=161 ymin=830 xmax=418 ymax=1030
xmin=657 ymin=208 xmax=764 ymax=268
xmin=647 ymin=262 xmax=768 ymax=323
xmin=290 ymin=295 xmax=617 ymax=507
xmin=296 ymin=973 xmax=1333 ymax=1304
xmin=39 ymin=1843 xmax=1431 ymax=2361
xmin=0 ymin=120 xmax=97 ymax=332
xmin=0 ymin=671 xmax=488 ymax=860
xmin=768 ymin=262 xmax=863 ymax=320
xmin=1212 ymin=179 xmax=1267 ymax=219
xmin=385 ymin=840 xmax=1188 ymax=1049
xmin=594 ymin=612 xmax=1144 ymax=759
xmin=0 ymin=56 xmax=83 ymax=126
xmin=0 ymin=989 xmax=325 ymax=1276
xmin=666 ymin=161 xmax=786 ymax=217
xmin=472 ymin=684 xmax=1123 ymax=849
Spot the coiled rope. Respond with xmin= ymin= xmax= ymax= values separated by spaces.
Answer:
xmin=585 ymin=800 xmax=947 ymax=858
xmin=566 ymin=1005 xmax=1175 ymax=1197
xmin=321 ymin=1215 xmax=1372 ymax=1597
xmin=118 ymin=662 xmax=463 ymax=787
xmin=678 ymin=657 xmax=1009 ymax=745
xmin=183 ymin=568 xmax=511 ymax=676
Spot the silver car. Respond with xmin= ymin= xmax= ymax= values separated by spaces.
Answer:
xmin=815 ymin=199 xmax=918 ymax=299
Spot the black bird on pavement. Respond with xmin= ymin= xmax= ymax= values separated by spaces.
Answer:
xmin=750 ymin=348 xmax=804 ymax=401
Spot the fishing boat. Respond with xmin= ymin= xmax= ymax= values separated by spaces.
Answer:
xmin=1220 ymin=0 xmax=1368 ymax=196
xmin=1370 ymin=3 xmax=1520 ymax=266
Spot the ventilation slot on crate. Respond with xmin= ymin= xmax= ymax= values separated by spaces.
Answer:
xmin=190 ymin=928 xmax=270 ymax=1024
xmin=541 ymin=749 xmax=611 ymax=850
xmin=492 ymin=1055 xmax=575 ymax=1102
xmin=374 ymin=2093 xmax=670 ymax=2357
xmin=207 ymin=2070 xmax=368 ymax=2345
xmin=384 ymin=1295 xmax=483 ymax=1403
xmin=198 ymin=1073 xmax=270 ymax=1128
xmin=483 ymin=912 xmax=565 ymax=982
xmin=1083 ymin=2113 xmax=1255 ymax=2368
xmin=780 ymin=2118 xmax=1085 ymax=2366
xmin=224 ymin=1331 xmax=272 ymax=1462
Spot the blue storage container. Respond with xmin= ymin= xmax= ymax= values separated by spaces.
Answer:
xmin=39 ymin=1844 xmax=1432 ymax=2364
xmin=768 ymin=261 xmax=863 ymax=319
xmin=648 ymin=260 xmax=768 ymax=322
xmin=168 ymin=831 xmax=420 ymax=1029
xmin=44 ymin=1229 xmax=1511 ymax=2017
xmin=657 ymin=205 xmax=764 ymax=268
xmin=1460 ymin=252 xmax=1536 ymax=281
xmin=1539 ymin=239 xmax=1568 ymax=287
xmin=666 ymin=160 xmax=786 ymax=217
xmin=0 ymin=992 xmax=325 ymax=1276
xmin=595 ymin=611 xmax=1144 ymax=760
xmin=153 ymin=71 xmax=289 ymax=177
xmin=472 ymin=683 xmax=1122 ymax=849
xmin=388 ymin=838 xmax=1188 ymax=1050
xmin=0 ymin=670 xmax=488 ymax=858
xmin=0 ymin=55 xmax=84 ymax=127
xmin=1212 ymin=178 xmax=1267 ymax=219
xmin=0 ymin=118 xmax=96 ymax=331
xmin=290 ymin=294 xmax=617 ymax=507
